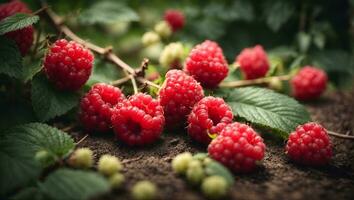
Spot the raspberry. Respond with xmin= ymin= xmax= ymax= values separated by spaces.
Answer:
xmin=285 ymin=122 xmax=332 ymax=166
xmin=164 ymin=9 xmax=185 ymax=32
xmin=208 ymin=122 xmax=266 ymax=173
xmin=185 ymin=40 xmax=229 ymax=88
xmin=159 ymin=42 xmax=184 ymax=69
xmin=111 ymin=93 xmax=165 ymax=146
xmin=0 ymin=0 xmax=33 ymax=56
xmin=290 ymin=66 xmax=328 ymax=100
xmin=187 ymin=97 xmax=233 ymax=144
xmin=141 ymin=31 xmax=160 ymax=47
xmin=236 ymin=45 xmax=270 ymax=79
xmin=154 ymin=21 xmax=172 ymax=38
xmin=80 ymin=83 xmax=125 ymax=133
xmin=44 ymin=39 xmax=94 ymax=91
xmin=158 ymin=70 xmax=204 ymax=127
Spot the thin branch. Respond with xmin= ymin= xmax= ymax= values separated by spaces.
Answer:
xmin=137 ymin=77 xmax=161 ymax=89
xmin=76 ymin=134 xmax=89 ymax=145
xmin=62 ymin=124 xmax=75 ymax=132
xmin=110 ymin=75 xmax=131 ymax=86
xmin=220 ymin=75 xmax=291 ymax=88
xmin=328 ymin=131 xmax=354 ymax=140
xmin=130 ymin=75 xmax=138 ymax=94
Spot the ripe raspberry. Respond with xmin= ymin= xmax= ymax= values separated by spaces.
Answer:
xmin=44 ymin=39 xmax=94 ymax=90
xmin=185 ymin=40 xmax=229 ymax=88
xmin=291 ymin=66 xmax=328 ymax=100
xmin=0 ymin=0 xmax=34 ymax=56
xmin=158 ymin=70 xmax=204 ymax=127
xmin=187 ymin=97 xmax=233 ymax=144
xmin=285 ymin=122 xmax=332 ymax=166
xmin=111 ymin=93 xmax=165 ymax=146
xmin=164 ymin=9 xmax=185 ymax=32
xmin=208 ymin=122 xmax=266 ymax=173
xmin=236 ymin=45 xmax=270 ymax=79
xmin=80 ymin=83 xmax=125 ymax=132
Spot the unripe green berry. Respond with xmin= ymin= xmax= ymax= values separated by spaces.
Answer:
xmin=201 ymin=176 xmax=228 ymax=199
xmin=35 ymin=150 xmax=53 ymax=166
xmin=186 ymin=160 xmax=204 ymax=185
xmin=142 ymin=31 xmax=160 ymax=47
xmin=203 ymin=157 xmax=213 ymax=166
xmin=109 ymin=173 xmax=125 ymax=189
xmin=69 ymin=148 xmax=94 ymax=169
xmin=159 ymin=42 xmax=184 ymax=68
xmin=171 ymin=152 xmax=193 ymax=175
xmin=98 ymin=154 xmax=123 ymax=176
xmin=154 ymin=21 xmax=172 ymax=38
xmin=268 ymin=78 xmax=283 ymax=91
xmin=131 ymin=180 xmax=157 ymax=200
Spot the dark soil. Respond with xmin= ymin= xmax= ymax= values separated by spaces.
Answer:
xmin=71 ymin=91 xmax=354 ymax=200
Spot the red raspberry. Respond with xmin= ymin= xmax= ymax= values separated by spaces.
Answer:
xmin=158 ymin=70 xmax=204 ymax=128
xmin=236 ymin=45 xmax=269 ymax=80
xmin=164 ymin=9 xmax=185 ymax=32
xmin=187 ymin=97 xmax=233 ymax=144
xmin=0 ymin=0 xmax=34 ymax=56
xmin=291 ymin=66 xmax=327 ymax=100
xmin=286 ymin=122 xmax=332 ymax=166
xmin=208 ymin=122 xmax=266 ymax=173
xmin=44 ymin=39 xmax=94 ymax=91
xmin=80 ymin=83 xmax=125 ymax=133
xmin=111 ymin=93 xmax=165 ymax=146
xmin=185 ymin=40 xmax=229 ymax=88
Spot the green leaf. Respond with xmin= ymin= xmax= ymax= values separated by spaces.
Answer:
xmin=219 ymin=87 xmax=310 ymax=138
xmin=0 ymin=13 xmax=39 ymax=35
xmin=22 ymin=59 xmax=43 ymax=82
xmin=86 ymin=58 xmax=121 ymax=87
xmin=5 ymin=123 xmax=75 ymax=161
xmin=264 ymin=1 xmax=295 ymax=32
xmin=0 ymin=36 xmax=23 ymax=78
xmin=297 ymin=32 xmax=311 ymax=53
xmin=31 ymin=74 xmax=80 ymax=122
xmin=39 ymin=169 xmax=110 ymax=200
xmin=11 ymin=187 xmax=43 ymax=200
xmin=0 ymin=100 xmax=36 ymax=132
xmin=204 ymin=160 xmax=234 ymax=186
xmin=0 ymin=140 xmax=40 ymax=196
xmin=79 ymin=1 xmax=139 ymax=25
xmin=312 ymin=50 xmax=354 ymax=74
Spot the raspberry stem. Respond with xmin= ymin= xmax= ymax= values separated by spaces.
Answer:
xmin=220 ymin=75 xmax=291 ymax=88
xmin=327 ymin=131 xmax=354 ymax=140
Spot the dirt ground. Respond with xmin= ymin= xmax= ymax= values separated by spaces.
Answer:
xmin=71 ymin=91 xmax=354 ymax=200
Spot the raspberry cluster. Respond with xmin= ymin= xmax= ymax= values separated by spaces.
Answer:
xmin=187 ymin=97 xmax=233 ymax=144
xmin=0 ymin=0 xmax=34 ymax=55
xmin=80 ymin=83 xmax=125 ymax=133
xmin=291 ymin=66 xmax=328 ymax=100
xmin=236 ymin=45 xmax=269 ymax=80
xmin=111 ymin=93 xmax=165 ymax=146
xmin=185 ymin=40 xmax=229 ymax=88
xmin=44 ymin=39 xmax=94 ymax=91
xmin=286 ymin=122 xmax=332 ymax=166
xmin=164 ymin=9 xmax=185 ymax=32
xmin=208 ymin=122 xmax=266 ymax=173
xmin=159 ymin=69 xmax=204 ymax=127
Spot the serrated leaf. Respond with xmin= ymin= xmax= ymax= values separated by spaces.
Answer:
xmin=264 ymin=1 xmax=295 ymax=32
xmin=31 ymin=74 xmax=80 ymax=121
xmin=204 ymin=160 xmax=234 ymax=186
xmin=0 ymin=13 xmax=39 ymax=35
xmin=39 ymin=169 xmax=110 ymax=200
xmin=0 ymin=140 xmax=40 ymax=196
xmin=22 ymin=59 xmax=43 ymax=82
xmin=79 ymin=1 xmax=139 ymax=25
xmin=0 ymin=36 xmax=23 ymax=78
xmin=5 ymin=123 xmax=75 ymax=160
xmin=219 ymin=87 xmax=310 ymax=138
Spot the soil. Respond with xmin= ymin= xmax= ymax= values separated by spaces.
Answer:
xmin=70 ymin=91 xmax=354 ymax=200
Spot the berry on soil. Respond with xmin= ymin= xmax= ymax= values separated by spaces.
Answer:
xmin=236 ymin=45 xmax=270 ymax=80
xmin=68 ymin=148 xmax=94 ymax=169
xmin=187 ymin=96 xmax=233 ymax=144
xmin=171 ymin=152 xmax=193 ymax=174
xmin=186 ymin=160 xmax=205 ymax=185
xmin=109 ymin=173 xmax=125 ymax=189
xmin=286 ymin=122 xmax=332 ymax=166
xmin=0 ymin=0 xmax=34 ymax=55
xmin=208 ymin=122 xmax=266 ymax=173
xmin=111 ymin=93 xmax=165 ymax=146
xmin=201 ymin=175 xmax=228 ymax=200
xmin=164 ymin=9 xmax=185 ymax=32
xmin=291 ymin=66 xmax=328 ymax=100
xmin=158 ymin=69 xmax=204 ymax=127
xmin=98 ymin=154 xmax=123 ymax=176
xmin=131 ymin=180 xmax=157 ymax=200
xmin=44 ymin=39 xmax=94 ymax=91
xmin=185 ymin=40 xmax=229 ymax=88
xmin=80 ymin=83 xmax=125 ymax=133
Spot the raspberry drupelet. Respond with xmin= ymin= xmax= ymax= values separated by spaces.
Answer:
xmin=187 ymin=97 xmax=233 ymax=144
xmin=164 ymin=9 xmax=185 ymax=32
xmin=80 ymin=83 xmax=125 ymax=133
xmin=44 ymin=39 xmax=94 ymax=91
xmin=111 ymin=93 xmax=165 ymax=146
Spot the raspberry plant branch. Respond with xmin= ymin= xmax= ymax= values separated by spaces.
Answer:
xmin=327 ymin=131 xmax=354 ymax=140
xmin=220 ymin=75 xmax=291 ymax=88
